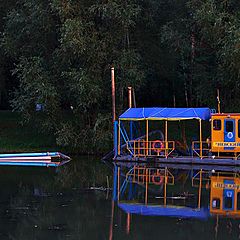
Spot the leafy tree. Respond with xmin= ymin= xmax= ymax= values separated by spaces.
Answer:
xmin=2 ymin=0 xmax=240 ymax=153
xmin=1 ymin=0 xmax=144 ymax=153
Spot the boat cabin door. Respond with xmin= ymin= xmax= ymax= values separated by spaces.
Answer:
xmin=224 ymin=119 xmax=235 ymax=150
xmin=223 ymin=179 xmax=234 ymax=211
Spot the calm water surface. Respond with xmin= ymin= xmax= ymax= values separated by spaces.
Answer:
xmin=0 ymin=157 xmax=239 ymax=240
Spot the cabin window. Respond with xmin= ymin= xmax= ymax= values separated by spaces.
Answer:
xmin=237 ymin=192 xmax=240 ymax=210
xmin=238 ymin=120 xmax=240 ymax=138
xmin=226 ymin=121 xmax=233 ymax=132
xmin=213 ymin=120 xmax=221 ymax=130
xmin=212 ymin=198 xmax=220 ymax=209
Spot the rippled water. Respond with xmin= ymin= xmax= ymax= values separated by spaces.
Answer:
xmin=0 ymin=158 xmax=239 ymax=240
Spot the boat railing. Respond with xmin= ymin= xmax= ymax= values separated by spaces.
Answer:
xmin=192 ymin=170 xmax=211 ymax=188
xmin=192 ymin=141 xmax=240 ymax=159
xmin=125 ymin=166 xmax=174 ymax=186
xmin=126 ymin=140 xmax=175 ymax=158
xmin=192 ymin=170 xmax=240 ymax=187
xmin=192 ymin=141 xmax=211 ymax=158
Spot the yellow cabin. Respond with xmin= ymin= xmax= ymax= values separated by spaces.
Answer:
xmin=210 ymin=175 xmax=240 ymax=216
xmin=211 ymin=113 xmax=240 ymax=155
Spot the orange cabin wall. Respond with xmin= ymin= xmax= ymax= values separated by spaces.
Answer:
xmin=210 ymin=176 xmax=240 ymax=216
xmin=211 ymin=114 xmax=240 ymax=153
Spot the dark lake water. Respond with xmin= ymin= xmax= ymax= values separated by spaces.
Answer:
xmin=0 ymin=157 xmax=239 ymax=240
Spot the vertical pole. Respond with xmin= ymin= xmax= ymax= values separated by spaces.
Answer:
xmin=164 ymin=167 xmax=167 ymax=206
xmin=217 ymin=89 xmax=221 ymax=114
xmin=109 ymin=200 xmax=115 ymax=240
xmin=128 ymin=87 xmax=133 ymax=155
xmin=114 ymin=121 xmax=118 ymax=157
xmin=128 ymin=87 xmax=132 ymax=108
xmin=133 ymin=141 xmax=136 ymax=157
xmin=199 ymin=119 xmax=202 ymax=158
xmin=198 ymin=169 xmax=202 ymax=209
xmin=165 ymin=120 xmax=168 ymax=157
xmin=145 ymin=168 xmax=148 ymax=205
xmin=117 ymin=166 xmax=120 ymax=202
xmin=128 ymin=181 xmax=133 ymax=200
xmin=118 ymin=120 xmax=121 ymax=155
xmin=111 ymin=67 xmax=117 ymax=158
xmin=146 ymin=119 xmax=149 ymax=156
xmin=126 ymin=213 xmax=131 ymax=235
xmin=113 ymin=164 xmax=118 ymax=201
xmin=130 ymin=121 xmax=133 ymax=140
xmin=111 ymin=67 xmax=116 ymax=123
xmin=133 ymin=166 xmax=136 ymax=182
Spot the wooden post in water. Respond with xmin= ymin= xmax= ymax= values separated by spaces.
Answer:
xmin=198 ymin=169 xmax=202 ymax=209
xmin=128 ymin=87 xmax=132 ymax=108
xmin=126 ymin=213 xmax=131 ymax=235
xmin=112 ymin=67 xmax=118 ymax=156
xmin=111 ymin=67 xmax=116 ymax=123
xmin=164 ymin=167 xmax=167 ymax=206
xmin=145 ymin=168 xmax=148 ymax=205
xmin=109 ymin=200 xmax=115 ymax=240
xmin=117 ymin=166 xmax=120 ymax=202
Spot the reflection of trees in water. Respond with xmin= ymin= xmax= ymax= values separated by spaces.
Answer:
xmin=7 ymin=189 xmax=110 ymax=239
xmin=54 ymin=159 xmax=111 ymax=190
xmin=0 ymin=160 xmax=111 ymax=239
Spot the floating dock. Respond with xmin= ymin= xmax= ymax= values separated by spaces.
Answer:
xmin=0 ymin=152 xmax=71 ymax=167
xmin=115 ymin=155 xmax=240 ymax=166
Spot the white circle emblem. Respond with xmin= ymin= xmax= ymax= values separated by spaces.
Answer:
xmin=227 ymin=132 xmax=234 ymax=139
xmin=227 ymin=191 xmax=232 ymax=197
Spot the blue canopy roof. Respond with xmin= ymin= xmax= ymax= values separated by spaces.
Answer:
xmin=118 ymin=203 xmax=209 ymax=219
xmin=119 ymin=107 xmax=211 ymax=121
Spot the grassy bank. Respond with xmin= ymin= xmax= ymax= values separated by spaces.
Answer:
xmin=0 ymin=111 xmax=58 ymax=153
xmin=0 ymin=111 xmax=211 ymax=154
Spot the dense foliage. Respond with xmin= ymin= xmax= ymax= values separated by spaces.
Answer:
xmin=1 ymin=0 xmax=240 ymax=153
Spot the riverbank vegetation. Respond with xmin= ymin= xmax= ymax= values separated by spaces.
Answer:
xmin=0 ymin=1 xmax=240 ymax=153
xmin=0 ymin=111 xmax=57 ymax=152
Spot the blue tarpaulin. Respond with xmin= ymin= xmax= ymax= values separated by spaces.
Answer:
xmin=118 ymin=203 xmax=210 ymax=219
xmin=119 ymin=107 xmax=211 ymax=121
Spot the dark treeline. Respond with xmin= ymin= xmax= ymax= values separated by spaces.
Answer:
xmin=1 ymin=0 xmax=240 ymax=153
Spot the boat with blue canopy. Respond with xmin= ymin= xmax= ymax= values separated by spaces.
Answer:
xmin=113 ymin=105 xmax=240 ymax=165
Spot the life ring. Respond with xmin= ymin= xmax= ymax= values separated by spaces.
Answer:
xmin=152 ymin=140 xmax=164 ymax=153
xmin=152 ymin=173 xmax=164 ymax=185
xmin=227 ymin=132 xmax=233 ymax=139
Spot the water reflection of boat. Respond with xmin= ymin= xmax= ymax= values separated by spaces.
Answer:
xmin=111 ymin=163 xmax=240 ymax=222
xmin=118 ymin=203 xmax=209 ymax=219
xmin=210 ymin=173 xmax=240 ymax=217
xmin=113 ymin=164 xmax=203 ymax=214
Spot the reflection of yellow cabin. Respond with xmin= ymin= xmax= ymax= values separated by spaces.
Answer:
xmin=211 ymin=113 xmax=240 ymax=154
xmin=210 ymin=175 xmax=240 ymax=216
